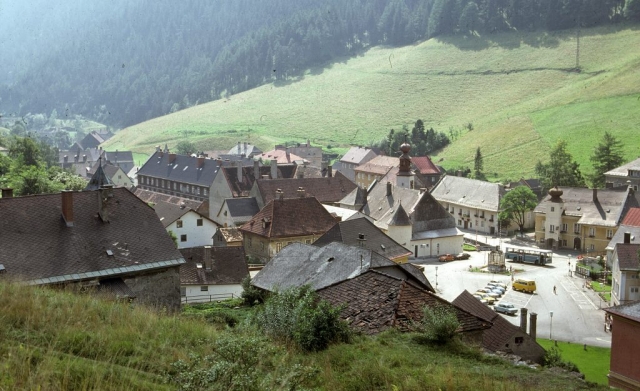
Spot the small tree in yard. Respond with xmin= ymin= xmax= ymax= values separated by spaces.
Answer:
xmin=499 ymin=186 xmax=538 ymax=236
xmin=419 ymin=305 xmax=460 ymax=344
xmin=240 ymin=275 xmax=264 ymax=306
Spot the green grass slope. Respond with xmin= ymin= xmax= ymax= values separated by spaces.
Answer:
xmin=104 ymin=24 xmax=640 ymax=181
xmin=0 ymin=282 xmax=608 ymax=391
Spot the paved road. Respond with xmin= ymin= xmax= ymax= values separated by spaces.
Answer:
xmin=414 ymin=234 xmax=612 ymax=348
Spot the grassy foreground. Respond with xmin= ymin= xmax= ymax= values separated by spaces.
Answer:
xmin=103 ymin=24 xmax=640 ymax=181
xmin=0 ymin=282 xmax=609 ymax=391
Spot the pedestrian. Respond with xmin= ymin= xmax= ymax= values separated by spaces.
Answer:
xmin=553 ymin=285 xmax=557 ymax=295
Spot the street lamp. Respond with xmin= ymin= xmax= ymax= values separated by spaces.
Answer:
xmin=435 ymin=266 xmax=439 ymax=292
xmin=549 ymin=311 xmax=554 ymax=339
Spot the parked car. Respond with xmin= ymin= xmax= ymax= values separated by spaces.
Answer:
xmin=438 ymin=254 xmax=454 ymax=262
xmin=486 ymin=287 xmax=504 ymax=295
xmin=472 ymin=294 xmax=489 ymax=304
xmin=494 ymin=302 xmax=518 ymax=315
xmin=474 ymin=292 xmax=496 ymax=304
xmin=490 ymin=280 xmax=508 ymax=289
xmin=487 ymin=284 xmax=505 ymax=294
xmin=455 ymin=252 xmax=471 ymax=260
xmin=476 ymin=288 xmax=500 ymax=298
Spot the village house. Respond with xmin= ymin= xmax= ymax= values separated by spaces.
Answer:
xmin=533 ymin=187 xmax=632 ymax=252
xmin=275 ymin=140 xmax=323 ymax=168
xmin=313 ymin=217 xmax=413 ymax=264
xmin=87 ymin=163 xmax=133 ymax=188
xmin=152 ymin=201 xmax=218 ymax=249
xmin=605 ymin=157 xmax=640 ymax=191
xmin=430 ymin=175 xmax=507 ymax=235
xmin=411 ymin=155 xmax=443 ymax=190
xmin=606 ymin=208 xmax=640 ymax=269
xmin=0 ymin=187 xmax=185 ymax=311
xmin=610 ymin=238 xmax=640 ymax=306
xmin=178 ymin=246 xmax=249 ymax=304
xmin=453 ymin=291 xmax=546 ymax=364
xmin=208 ymin=159 xmax=296 ymax=225
xmin=238 ymin=195 xmax=338 ymax=263
xmin=258 ymin=148 xmax=307 ymax=165
xmin=137 ymin=149 xmax=231 ymax=201
xmin=354 ymin=155 xmax=398 ymax=189
xmin=215 ymin=197 xmax=260 ymax=228
xmin=337 ymin=146 xmax=377 ymax=181
xmin=604 ymin=301 xmax=640 ymax=391
xmin=227 ymin=141 xmax=262 ymax=158
xmin=213 ymin=227 xmax=244 ymax=247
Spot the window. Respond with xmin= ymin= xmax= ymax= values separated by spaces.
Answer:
xmin=515 ymin=337 xmax=524 ymax=345
xmin=590 ymin=244 xmax=594 ymax=251
xmin=549 ymin=225 xmax=554 ymax=233
xmin=305 ymin=239 xmax=312 ymax=244
xmin=276 ymin=242 xmax=284 ymax=252
xmin=561 ymin=223 xmax=568 ymax=232
xmin=481 ymin=221 xmax=485 ymax=227
xmin=458 ymin=220 xmax=462 ymax=225
xmin=197 ymin=218 xmax=203 ymax=226
xmin=550 ymin=207 xmax=555 ymax=212
xmin=180 ymin=234 xmax=187 ymax=242
xmin=589 ymin=227 xmax=595 ymax=237
xmin=631 ymin=274 xmax=638 ymax=279
xmin=606 ymin=229 xmax=613 ymax=238
xmin=561 ymin=240 xmax=567 ymax=247
xmin=200 ymin=286 xmax=208 ymax=292
xmin=632 ymin=287 xmax=639 ymax=293
xmin=118 ymin=175 xmax=122 ymax=180
xmin=176 ymin=220 xmax=183 ymax=228
xmin=574 ymin=224 xmax=580 ymax=234
xmin=197 ymin=187 xmax=201 ymax=195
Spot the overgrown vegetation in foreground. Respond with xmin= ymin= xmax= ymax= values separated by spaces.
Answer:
xmin=0 ymin=282 xmax=608 ymax=391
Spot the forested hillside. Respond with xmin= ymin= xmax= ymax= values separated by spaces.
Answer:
xmin=1 ymin=0 xmax=637 ymax=128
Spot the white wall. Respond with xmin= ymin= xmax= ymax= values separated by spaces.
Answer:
xmin=182 ymin=283 xmax=243 ymax=304
xmin=410 ymin=236 xmax=464 ymax=258
xmin=167 ymin=211 xmax=217 ymax=249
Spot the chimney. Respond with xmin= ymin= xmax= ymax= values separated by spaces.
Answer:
xmin=61 ymin=190 xmax=74 ymax=227
xmin=276 ymin=188 xmax=284 ymax=201
xmin=529 ymin=312 xmax=537 ymax=340
xmin=217 ymin=158 xmax=222 ymax=166
xmin=237 ymin=141 xmax=241 ymax=153
xmin=168 ymin=153 xmax=177 ymax=164
xmin=386 ymin=182 xmax=392 ymax=197
xmin=593 ymin=188 xmax=598 ymax=202
xmin=624 ymin=232 xmax=631 ymax=244
xmin=197 ymin=157 xmax=205 ymax=168
xmin=327 ymin=165 xmax=332 ymax=178
xmin=1 ymin=188 xmax=13 ymax=198
xmin=270 ymin=159 xmax=277 ymax=179
xmin=297 ymin=166 xmax=304 ymax=179
xmin=237 ymin=161 xmax=243 ymax=182
xmin=253 ymin=159 xmax=260 ymax=181
xmin=321 ymin=161 xmax=328 ymax=177
xmin=155 ymin=145 xmax=161 ymax=152
xmin=98 ymin=184 xmax=115 ymax=223
xmin=286 ymin=148 xmax=291 ymax=162
xmin=203 ymin=245 xmax=212 ymax=271
xmin=82 ymin=154 xmax=87 ymax=162
xmin=358 ymin=233 xmax=366 ymax=247
xmin=307 ymin=138 xmax=310 ymax=147
xmin=243 ymin=142 xmax=247 ymax=154
xmin=63 ymin=155 xmax=68 ymax=163
xmin=297 ymin=187 xmax=305 ymax=198
xmin=520 ymin=307 xmax=528 ymax=332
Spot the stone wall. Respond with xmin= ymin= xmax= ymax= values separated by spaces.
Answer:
xmin=124 ymin=266 xmax=182 ymax=312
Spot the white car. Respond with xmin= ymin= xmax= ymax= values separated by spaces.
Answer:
xmin=490 ymin=281 xmax=508 ymax=289
xmin=494 ymin=302 xmax=518 ymax=315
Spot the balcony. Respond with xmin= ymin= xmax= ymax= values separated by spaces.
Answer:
xmin=560 ymin=230 xmax=567 ymax=234
xmin=458 ymin=212 xmax=462 ymax=216
xmin=488 ymin=218 xmax=494 ymax=222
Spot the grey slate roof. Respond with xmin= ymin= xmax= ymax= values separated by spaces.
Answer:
xmin=606 ymin=225 xmax=640 ymax=250
xmin=339 ymin=186 xmax=367 ymax=208
xmin=431 ymin=176 xmax=504 ymax=212
xmin=224 ymin=197 xmax=260 ymax=220
xmin=340 ymin=146 xmax=377 ymax=165
xmin=84 ymin=162 xmax=114 ymax=190
xmin=138 ymin=151 xmax=221 ymax=187
xmin=313 ymin=217 xmax=413 ymax=261
xmin=605 ymin=300 xmax=640 ymax=323
xmin=228 ymin=142 xmax=262 ymax=157
xmin=389 ymin=203 xmax=411 ymax=226
xmin=605 ymin=157 xmax=640 ymax=177
xmin=152 ymin=201 xmax=193 ymax=228
xmin=534 ymin=187 xmax=630 ymax=227
xmin=134 ymin=188 xmax=203 ymax=211
xmin=0 ymin=188 xmax=185 ymax=284
xmin=251 ymin=242 xmax=432 ymax=292
xmin=179 ymin=246 xmax=249 ymax=285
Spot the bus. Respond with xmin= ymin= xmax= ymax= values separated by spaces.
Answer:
xmin=504 ymin=245 xmax=552 ymax=266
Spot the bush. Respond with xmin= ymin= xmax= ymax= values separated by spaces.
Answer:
xmin=418 ymin=305 xmax=460 ymax=344
xmin=253 ymin=285 xmax=351 ymax=352
xmin=241 ymin=275 xmax=265 ymax=306
xmin=543 ymin=347 xmax=580 ymax=373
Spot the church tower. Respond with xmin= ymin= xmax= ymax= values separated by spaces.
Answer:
xmin=396 ymin=140 xmax=414 ymax=189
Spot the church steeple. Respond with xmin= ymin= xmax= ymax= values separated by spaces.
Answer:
xmin=84 ymin=157 xmax=113 ymax=191
xmin=397 ymin=136 xmax=414 ymax=189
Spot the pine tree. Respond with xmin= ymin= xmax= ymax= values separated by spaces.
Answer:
xmin=589 ymin=131 xmax=624 ymax=188
xmin=473 ymin=147 xmax=483 ymax=179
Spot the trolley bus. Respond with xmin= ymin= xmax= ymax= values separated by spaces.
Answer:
xmin=504 ymin=245 xmax=553 ymax=266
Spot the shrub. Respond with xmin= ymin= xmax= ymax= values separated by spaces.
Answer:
xmin=543 ymin=347 xmax=580 ymax=373
xmin=240 ymin=275 xmax=265 ymax=306
xmin=418 ymin=305 xmax=460 ymax=344
xmin=253 ymin=285 xmax=350 ymax=352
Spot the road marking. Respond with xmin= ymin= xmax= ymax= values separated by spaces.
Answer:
xmin=561 ymin=278 xmax=598 ymax=310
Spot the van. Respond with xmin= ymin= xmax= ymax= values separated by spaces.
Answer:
xmin=512 ymin=279 xmax=536 ymax=293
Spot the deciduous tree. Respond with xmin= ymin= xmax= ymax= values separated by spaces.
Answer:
xmin=499 ymin=186 xmax=538 ymax=236
xmin=535 ymin=140 xmax=585 ymax=191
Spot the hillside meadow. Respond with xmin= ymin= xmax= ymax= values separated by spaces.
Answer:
xmin=0 ymin=282 xmax=608 ymax=391
xmin=103 ymin=24 xmax=640 ymax=182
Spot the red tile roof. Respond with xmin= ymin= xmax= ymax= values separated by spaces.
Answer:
xmin=412 ymin=156 xmax=441 ymax=175
xmin=622 ymin=208 xmax=640 ymax=227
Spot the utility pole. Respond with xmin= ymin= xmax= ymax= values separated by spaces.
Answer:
xmin=575 ymin=1 xmax=582 ymax=70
